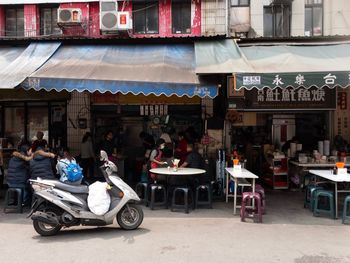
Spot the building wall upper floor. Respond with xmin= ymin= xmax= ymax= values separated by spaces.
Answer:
xmin=231 ymin=0 xmax=350 ymax=38
xmin=0 ymin=0 xmax=203 ymax=38
xmin=0 ymin=0 xmax=349 ymax=39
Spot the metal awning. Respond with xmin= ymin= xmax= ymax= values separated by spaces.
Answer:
xmin=195 ymin=39 xmax=350 ymax=89
xmin=0 ymin=42 xmax=61 ymax=89
xmin=236 ymin=43 xmax=350 ymax=89
xmin=195 ymin=39 xmax=253 ymax=74
xmin=23 ymin=44 xmax=218 ymax=98
xmin=0 ymin=47 xmax=26 ymax=70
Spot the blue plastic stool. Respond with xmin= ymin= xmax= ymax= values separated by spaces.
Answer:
xmin=148 ymin=184 xmax=167 ymax=210
xmin=342 ymin=195 xmax=350 ymax=224
xmin=195 ymin=184 xmax=212 ymax=209
xmin=171 ymin=187 xmax=193 ymax=214
xmin=307 ymin=186 xmax=324 ymax=211
xmin=313 ymin=190 xmax=335 ymax=219
xmin=135 ymin=182 xmax=149 ymax=206
xmin=4 ymin=188 xmax=23 ymax=213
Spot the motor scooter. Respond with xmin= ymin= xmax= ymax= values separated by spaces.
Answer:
xmin=28 ymin=151 xmax=143 ymax=236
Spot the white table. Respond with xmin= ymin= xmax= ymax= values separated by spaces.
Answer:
xmin=225 ymin=167 xmax=259 ymax=215
xmin=149 ymin=167 xmax=206 ymax=187
xmin=150 ymin=167 xmax=206 ymax=176
xmin=290 ymin=161 xmax=350 ymax=188
xmin=309 ymin=169 xmax=350 ymax=219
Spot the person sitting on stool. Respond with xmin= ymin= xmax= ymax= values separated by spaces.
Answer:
xmin=7 ymin=144 xmax=33 ymax=206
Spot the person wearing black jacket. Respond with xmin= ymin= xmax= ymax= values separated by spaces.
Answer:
xmin=29 ymin=147 xmax=56 ymax=180
xmin=7 ymin=145 xmax=33 ymax=206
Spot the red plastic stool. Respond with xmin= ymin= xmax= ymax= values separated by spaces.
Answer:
xmin=255 ymin=184 xmax=266 ymax=214
xmin=240 ymin=192 xmax=263 ymax=223
xmin=248 ymin=184 xmax=266 ymax=214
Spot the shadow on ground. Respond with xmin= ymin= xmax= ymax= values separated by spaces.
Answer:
xmin=0 ymin=188 xmax=346 ymax=227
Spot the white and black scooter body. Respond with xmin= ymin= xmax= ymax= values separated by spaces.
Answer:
xmin=29 ymin=151 xmax=143 ymax=236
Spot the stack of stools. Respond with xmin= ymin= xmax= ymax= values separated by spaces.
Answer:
xmin=313 ymin=190 xmax=335 ymax=219
xmin=240 ymin=192 xmax=263 ymax=223
xmin=148 ymin=183 xmax=167 ymax=210
xmin=171 ymin=187 xmax=193 ymax=213
xmin=342 ymin=195 xmax=350 ymax=224
xmin=195 ymin=184 xmax=212 ymax=209
xmin=4 ymin=188 xmax=23 ymax=213
xmin=135 ymin=182 xmax=149 ymax=206
xmin=304 ymin=185 xmax=324 ymax=210
xmin=254 ymin=184 xmax=266 ymax=214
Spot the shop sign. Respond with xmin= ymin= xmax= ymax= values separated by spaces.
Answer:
xmin=245 ymin=87 xmax=336 ymax=110
xmin=140 ymin=105 xmax=168 ymax=116
xmin=338 ymin=92 xmax=347 ymax=110
xmin=335 ymin=89 xmax=350 ymax=139
xmin=236 ymin=71 xmax=350 ymax=89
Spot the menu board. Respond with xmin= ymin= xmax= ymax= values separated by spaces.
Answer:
xmin=335 ymin=89 xmax=350 ymax=141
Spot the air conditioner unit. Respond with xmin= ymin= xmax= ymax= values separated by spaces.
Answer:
xmin=117 ymin=12 xmax=132 ymax=30
xmin=58 ymin=8 xmax=82 ymax=24
xmin=100 ymin=1 xmax=119 ymax=31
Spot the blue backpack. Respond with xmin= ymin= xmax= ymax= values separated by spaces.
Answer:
xmin=64 ymin=162 xmax=83 ymax=182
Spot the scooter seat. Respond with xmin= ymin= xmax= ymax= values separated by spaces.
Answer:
xmin=46 ymin=180 xmax=89 ymax=194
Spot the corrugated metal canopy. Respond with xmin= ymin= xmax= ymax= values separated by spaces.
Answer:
xmin=195 ymin=39 xmax=253 ymax=74
xmin=24 ymin=44 xmax=218 ymax=98
xmin=0 ymin=46 xmax=26 ymax=70
xmin=0 ymin=42 xmax=60 ymax=89
xmin=195 ymin=39 xmax=350 ymax=89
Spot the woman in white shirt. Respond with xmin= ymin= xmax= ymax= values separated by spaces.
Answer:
xmin=80 ymin=132 xmax=95 ymax=179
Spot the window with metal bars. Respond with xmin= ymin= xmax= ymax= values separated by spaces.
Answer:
xmin=231 ymin=0 xmax=250 ymax=7
xmin=263 ymin=4 xmax=291 ymax=37
xmin=172 ymin=1 xmax=191 ymax=34
xmin=5 ymin=6 xmax=24 ymax=37
xmin=40 ymin=6 xmax=61 ymax=36
xmin=305 ymin=0 xmax=323 ymax=36
xmin=133 ymin=1 xmax=159 ymax=34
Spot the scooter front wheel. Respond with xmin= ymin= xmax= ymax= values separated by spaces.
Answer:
xmin=117 ymin=204 xmax=144 ymax=230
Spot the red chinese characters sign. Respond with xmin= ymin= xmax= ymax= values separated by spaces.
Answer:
xmin=244 ymin=87 xmax=336 ymax=110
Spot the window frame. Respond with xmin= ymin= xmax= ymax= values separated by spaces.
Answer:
xmin=5 ymin=5 xmax=24 ymax=37
xmin=230 ymin=0 xmax=250 ymax=7
xmin=39 ymin=5 xmax=61 ymax=36
xmin=132 ymin=0 xmax=159 ymax=35
xmin=171 ymin=1 xmax=192 ymax=34
xmin=305 ymin=0 xmax=323 ymax=36
xmin=263 ymin=4 xmax=291 ymax=37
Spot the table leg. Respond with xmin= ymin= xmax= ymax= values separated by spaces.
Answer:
xmin=335 ymin=182 xmax=338 ymax=219
xmin=233 ymin=178 xmax=238 ymax=215
xmin=252 ymin=178 xmax=255 ymax=209
xmin=226 ymin=172 xmax=229 ymax=203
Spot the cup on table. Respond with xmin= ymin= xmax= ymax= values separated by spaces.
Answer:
xmin=233 ymin=159 xmax=239 ymax=166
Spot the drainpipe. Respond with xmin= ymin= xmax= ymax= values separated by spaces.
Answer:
xmin=225 ymin=0 xmax=230 ymax=37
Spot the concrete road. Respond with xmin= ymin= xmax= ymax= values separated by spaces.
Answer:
xmin=1 ymin=190 xmax=350 ymax=263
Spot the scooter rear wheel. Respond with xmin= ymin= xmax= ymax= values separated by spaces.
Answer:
xmin=117 ymin=204 xmax=143 ymax=230
xmin=33 ymin=208 xmax=62 ymax=236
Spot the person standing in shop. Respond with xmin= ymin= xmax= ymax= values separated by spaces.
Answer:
xmin=80 ymin=132 xmax=95 ymax=179
xmin=99 ymin=130 xmax=117 ymax=161
xmin=139 ymin=131 xmax=155 ymax=160
xmin=149 ymin=139 xmax=167 ymax=182
xmin=31 ymin=131 xmax=47 ymax=152
xmin=175 ymin=132 xmax=188 ymax=166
